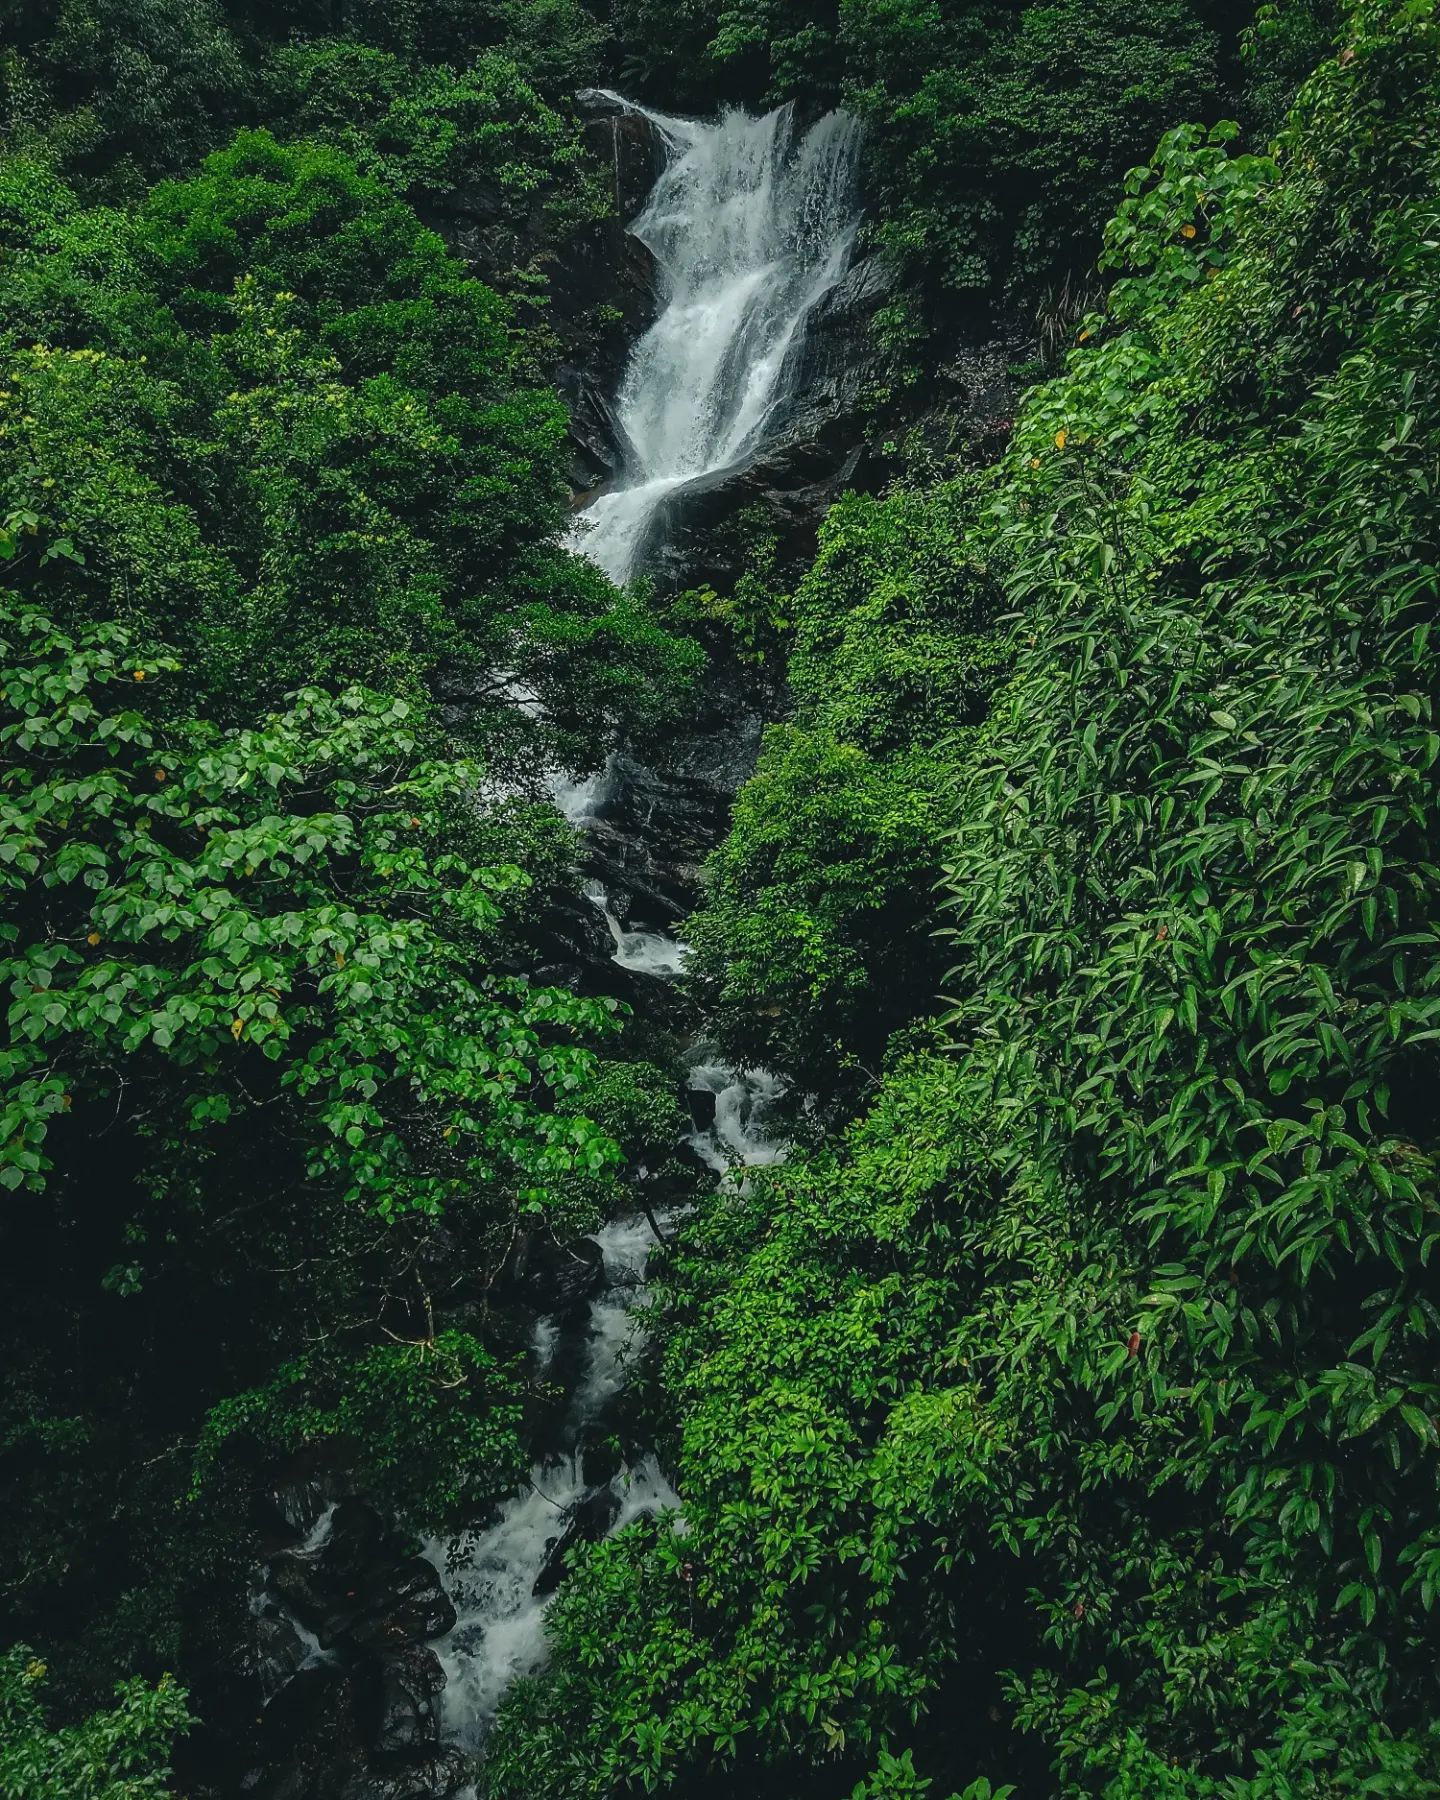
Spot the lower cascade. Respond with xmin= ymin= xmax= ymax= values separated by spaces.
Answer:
xmin=568 ymin=91 xmax=864 ymax=585
xmin=426 ymin=1071 xmax=784 ymax=1746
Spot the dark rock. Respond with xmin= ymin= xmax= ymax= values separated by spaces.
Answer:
xmin=579 ymin=1432 xmax=624 ymax=1491
xmin=552 ymin=226 xmax=661 ymax=495
xmin=645 ymin=427 xmax=867 ymax=598
xmin=780 ymin=253 xmax=894 ymax=447
xmin=532 ymin=1483 xmax=623 ymax=1597
xmin=253 ymin=1599 xmax=322 ymax=1699
xmin=558 ymin=364 xmax=641 ymax=493
xmin=264 ymin=1504 xmax=396 ymax=1648
xmin=323 ymin=1502 xmax=401 ymax=1592
xmin=371 ymin=1646 xmax=446 ymax=1758
xmin=267 ymin=1558 xmax=333 ymax=1632
xmin=256 ymin=1475 xmax=332 ymax=1546
xmin=342 ymin=1558 xmax=458 ymax=1653
xmin=340 ymin=1748 xmax=473 ymax=1800
xmin=532 ymin=879 xmax=626 ymax=996
xmin=544 ymin=96 xmax=670 ymax=499
xmin=686 ymin=1085 xmax=718 ymax=1133
xmin=583 ymin=715 xmax=764 ymax=922
xmin=251 ymin=1660 xmax=365 ymax=1800
xmin=508 ymin=1231 xmax=607 ymax=1315
xmin=268 ymin=1510 xmax=456 ymax=1655
xmin=576 ymin=91 xmax=671 ymax=219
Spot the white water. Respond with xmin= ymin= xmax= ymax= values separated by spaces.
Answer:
xmin=686 ymin=1060 xmax=788 ymax=1178
xmin=427 ymin=1213 xmax=680 ymax=1742
xmin=584 ymin=878 xmax=690 ymax=978
xmin=251 ymin=1503 xmax=337 ymax=1697
xmin=569 ymin=93 xmax=864 ymax=585
xmin=427 ymin=1066 xmax=783 ymax=1744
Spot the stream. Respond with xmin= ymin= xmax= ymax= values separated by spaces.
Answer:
xmin=248 ymin=88 xmax=860 ymax=1793
xmin=428 ymin=85 xmax=862 ymax=1760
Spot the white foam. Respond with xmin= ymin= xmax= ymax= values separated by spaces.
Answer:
xmin=568 ymin=97 xmax=864 ymax=585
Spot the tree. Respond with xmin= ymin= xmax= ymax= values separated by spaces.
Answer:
xmin=0 ymin=1645 xmax=189 ymax=1800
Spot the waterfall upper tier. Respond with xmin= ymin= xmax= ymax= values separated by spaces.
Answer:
xmin=568 ymin=93 xmax=864 ymax=586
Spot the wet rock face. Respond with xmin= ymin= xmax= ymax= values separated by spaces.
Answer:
xmin=552 ymin=96 xmax=671 ymax=497
xmin=343 ymin=1560 xmax=458 ymax=1653
xmin=372 ymin=1646 xmax=447 ymax=1759
xmin=420 ymin=90 xmax=666 ymax=505
xmin=245 ymin=1504 xmax=469 ymax=1800
xmin=251 ymin=1661 xmax=367 ymax=1800
xmin=775 ymin=252 xmax=894 ymax=453
xmin=506 ymin=1231 xmax=607 ymax=1316
xmin=585 ymin=688 xmax=768 ymax=927
xmin=532 ymin=1483 xmax=624 ymax=1597
xmin=340 ymin=1750 xmax=473 ymax=1800
xmin=576 ymin=91 xmax=671 ymax=219
xmin=622 ymin=253 xmax=894 ymax=597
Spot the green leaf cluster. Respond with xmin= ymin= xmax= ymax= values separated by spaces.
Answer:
xmin=0 ymin=1646 xmax=190 ymax=1800
xmin=685 ymin=481 xmax=1008 ymax=1087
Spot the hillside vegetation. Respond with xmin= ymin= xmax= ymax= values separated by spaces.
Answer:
xmin=2 ymin=0 xmax=1438 ymax=1797
xmin=491 ymin=4 xmax=1440 ymax=1795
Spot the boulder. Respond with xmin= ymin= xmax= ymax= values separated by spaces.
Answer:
xmin=557 ymin=365 xmax=640 ymax=493
xmin=532 ymin=1483 xmax=623 ymax=1597
xmin=342 ymin=1559 xmax=458 ymax=1653
xmin=252 ymin=1600 xmax=321 ymax=1698
xmin=371 ymin=1646 xmax=446 ymax=1758
xmin=575 ymin=90 xmax=671 ymax=218
xmin=250 ymin=1660 xmax=365 ymax=1800
xmin=340 ymin=1748 xmax=474 ymax=1800
xmin=507 ymin=1231 xmax=607 ymax=1315
xmin=267 ymin=1557 xmax=333 ymax=1633
xmin=579 ymin=1431 xmax=623 ymax=1491
xmin=323 ymin=1502 xmax=401 ymax=1590
xmin=686 ymin=1085 xmax=718 ymax=1133
xmin=647 ymin=433 xmax=866 ymax=597
xmin=268 ymin=1509 xmax=456 ymax=1655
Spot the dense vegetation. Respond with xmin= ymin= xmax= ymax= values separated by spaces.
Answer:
xmin=0 ymin=0 xmax=696 ymax=1775
xmin=612 ymin=0 xmax=1337 ymax=355
xmin=5 ymin=0 xmax=1439 ymax=1797
xmin=489 ymin=2 xmax=1440 ymax=1796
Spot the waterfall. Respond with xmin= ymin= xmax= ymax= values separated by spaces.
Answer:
xmin=569 ymin=93 xmax=865 ymax=586
xmin=421 ymin=96 xmax=815 ymax=1755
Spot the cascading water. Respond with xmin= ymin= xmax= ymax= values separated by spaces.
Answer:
xmin=569 ymin=94 xmax=864 ymax=585
xmin=246 ymin=92 xmax=840 ymax=1798
xmin=422 ymin=93 xmax=827 ymax=1758
xmin=427 ymin=1076 xmax=783 ymax=1749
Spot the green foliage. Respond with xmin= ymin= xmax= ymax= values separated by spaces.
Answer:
xmin=0 ymin=0 xmax=693 ymax=1757
xmin=687 ymin=729 xmax=952 ymax=1085
xmin=0 ymin=1646 xmax=189 ymax=1800
xmin=261 ymin=45 xmax=607 ymax=262
xmin=0 ymin=0 xmax=249 ymax=190
xmin=263 ymin=0 xmax=609 ymax=86
xmin=495 ymin=4 xmax=1440 ymax=1795
xmin=0 ymin=593 xmax=621 ymax=1214
xmin=845 ymin=0 xmax=1224 ymax=340
xmin=0 ymin=0 xmax=609 ymax=194
xmin=0 ymin=588 xmax=624 ymax=1706
xmin=685 ymin=482 xmax=1008 ymax=1085
xmin=788 ymin=483 xmax=1005 ymax=754
xmin=611 ymin=0 xmax=1246 ymax=356
xmin=0 ymin=133 xmax=694 ymax=753
xmin=192 ymin=1332 xmax=528 ymax=1531
xmin=486 ymin=1051 xmax=991 ymax=1796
